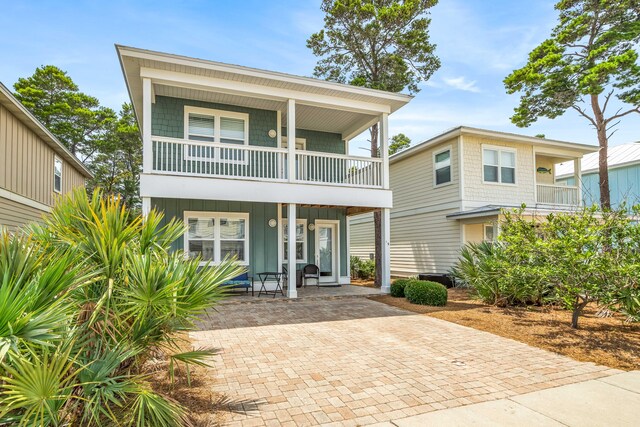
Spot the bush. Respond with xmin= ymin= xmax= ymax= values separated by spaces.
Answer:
xmin=390 ymin=278 xmax=414 ymax=297
xmin=404 ymin=280 xmax=448 ymax=306
xmin=350 ymin=256 xmax=375 ymax=280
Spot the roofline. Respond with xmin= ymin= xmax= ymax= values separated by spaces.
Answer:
xmin=115 ymin=44 xmax=414 ymax=104
xmin=391 ymin=126 xmax=598 ymax=164
xmin=0 ymin=82 xmax=93 ymax=178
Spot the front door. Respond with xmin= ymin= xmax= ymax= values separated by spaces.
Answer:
xmin=315 ymin=221 xmax=339 ymax=284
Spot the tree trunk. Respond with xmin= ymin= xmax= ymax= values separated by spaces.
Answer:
xmin=590 ymin=94 xmax=611 ymax=210
xmin=370 ymin=123 xmax=382 ymax=287
xmin=571 ymin=296 xmax=589 ymax=329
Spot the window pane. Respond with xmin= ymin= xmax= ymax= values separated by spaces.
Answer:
xmin=221 ymin=241 xmax=245 ymax=261
xmin=296 ymin=242 xmax=304 ymax=260
xmin=220 ymin=117 xmax=245 ymax=141
xmin=220 ymin=218 xmax=245 ymax=239
xmin=296 ymin=223 xmax=304 ymax=241
xmin=483 ymin=149 xmax=498 ymax=165
xmin=188 ymin=218 xmax=215 ymax=239
xmin=502 ymin=167 xmax=515 ymax=184
xmin=435 ymin=150 xmax=450 ymax=164
xmin=188 ymin=113 xmax=214 ymax=139
xmin=54 ymin=175 xmax=62 ymax=191
xmin=484 ymin=225 xmax=495 ymax=241
xmin=435 ymin=166 xmax=451 ymax=185
xmin=54 ymin=159 xmax=62 ymax=176
xmin=189 ymin=240 xmax=214 ymax=260
xmin=484 ymin=165 xmax=499 ymax=182
xmin=501 ymin=151 xmax=515 ymax=167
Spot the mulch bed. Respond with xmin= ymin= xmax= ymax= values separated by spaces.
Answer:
xmin=370 ymin=288 xmax=640 ymax=371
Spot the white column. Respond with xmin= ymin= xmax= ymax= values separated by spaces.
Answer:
xmin=380 ymin=207 xmax=391 ymax=293
xmin=287 ymin=99 xmax=296 ymax=182
xmin=575 ymin=157 xmax=582 ymax=206
xmin=141 ymin=197 xmax=151 ymax=217
xmin=287 ymin=203 xmax=297 ymax=298
xmin=379 ymin=113 xmax=390 ymax=189
xmin=142 ymin=78 xmax=152 ymax=174
xmin=277 ymin=203 xmax=283 ymax=272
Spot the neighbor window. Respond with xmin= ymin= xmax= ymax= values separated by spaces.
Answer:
xmin=54 ymin=157 xmax=62 ymax=193
xmin=184 ymin=212 xmax=249 ymax=265
xmin=483 ymin=148 xmax=516 ymax=184
xmin=434 ymin=148 xmax=451 ymax=185
xmin=484 ymin=224 xmax=495 ymax=241
xmin=184 ymin=107 xmax=248 ymax=162
xmin=283 ymin=219 xmax=307 ymax=263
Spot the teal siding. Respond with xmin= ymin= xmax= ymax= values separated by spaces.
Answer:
xmin=288 ymin=128 xmax=345 ymax=154
xmin=560 ymin=164 xmax=640 ymax=209
xmin=151 ymin=198 xmax=348 ymax=277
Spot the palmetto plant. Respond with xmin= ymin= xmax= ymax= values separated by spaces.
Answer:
xmin=0 ymin=188 xmax=243 ymax=426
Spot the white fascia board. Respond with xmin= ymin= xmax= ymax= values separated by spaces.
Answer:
xmin=140 ymin=68 xmax=391 ymax=115
xmin=140 ymin=174 xmax=393 ymax=208
xmin=0 ymin=188 xmax=51 ymax=212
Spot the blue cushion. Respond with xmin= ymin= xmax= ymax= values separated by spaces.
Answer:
xmin=223 ymin=272 xmax=251 ymax=288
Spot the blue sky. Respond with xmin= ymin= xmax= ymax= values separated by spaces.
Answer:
xmin=1 ymin=0 xmax=638 ymax=153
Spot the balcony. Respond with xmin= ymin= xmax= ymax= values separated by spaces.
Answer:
xmin=536 ymin=184 xmax=580 ymax=206
xmin=151 ymin=137 xmax=383 ymax=189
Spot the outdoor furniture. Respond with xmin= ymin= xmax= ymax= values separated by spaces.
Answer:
xmin=282 ymin=265 xmax=303 ymax=288
xmin=222 ymin=272 xmax=254 ymax=296
xmin=302 ymin=264 xmax=320 ymax=287
xmin=257 ymin=271 xmax=285 ymax=298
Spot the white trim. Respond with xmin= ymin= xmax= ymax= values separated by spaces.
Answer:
xmin=142 ymin=78 xmax=153 ymax=173
xmin=182 ymin=211 xmax=250 ymax=266
xmin=314 ymin=219 xmax=340 ymax=284
xmin=380 ymin=208 xmax=391 ymax=293
xmin=287 ymin=99 xmax=296 ymax=183
xmin=483 ymin=223 xmax=496 ymax=241
xmin=53 ymin=156 xmax=63 ymax=194
xmin=459 ymin=135 xmax=465 ymax=200
xmin=0 ymin=188 xmax=51 ymax=212
xmin=281 ymin=137 xmax=306 ymax=150
xmin=346 ymin=217 xmax=351 ymax=283
xmin=287 ymin=203 xmax=297 ymax=298
xmin=433 ymin=145 xmax=453 ymax=188
xmin=277 ymin=203 xmax=283 ymax=273
xmin=339 ymin=276 xmax=351 ymax=285
xmin=282 ymin=218 xmax=308 ymax=263
xmin=482 ymin=144 xmax=517 ymax=185
xmin=380 ymin=113 xmax=390 ymax=190
xmin=276 ymin=110 xmax=282 ymax=148
xmin=142 ymin=197 xmax=151 ymax=216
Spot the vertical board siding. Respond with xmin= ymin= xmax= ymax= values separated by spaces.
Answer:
xmin=0 ymin=104 xmax=87 ymax=210
xmin=561 ymin=164 xmax=640 ymax=209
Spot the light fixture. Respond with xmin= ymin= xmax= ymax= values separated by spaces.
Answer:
xmin=308 ymin=223 xmax=315 ymax=231
xmin=268 ymin=129 xmax=277 ymax=138
xmin=268 ymin=218 xmax=277 ymax=228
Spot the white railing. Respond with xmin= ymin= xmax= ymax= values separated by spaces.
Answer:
xmin=295 ymin=151 xmax=382 ymax=188
xmin=151 ymin=136 xmax=384 ymax=188
xmin=536 ymin=184 xmax=580 ymax=206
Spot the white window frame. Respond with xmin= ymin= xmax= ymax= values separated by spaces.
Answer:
xmin=53 ymin=157 xmax=63 ymax=193
xmin=282 ymin=218 xmax=307 ymax=264
xmin=183 ymin=106 xmax=249 ymax=164
xmin=433 ymin=146 xmax=452 ymax=187
xmin=483 ymin=223 xmax=496 ymax=241
xmin=281 ymin=137 xmax=306 ymax=150
xmin=183 ymin=211 xmax=250 ymax=266
xmin=482 ymin=145 xmax=517 ymax=185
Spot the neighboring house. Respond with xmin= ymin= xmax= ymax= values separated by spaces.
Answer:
xmin=116 ymin=45 xmax=411 ymax=296
xmin=556 ymin=143 xmax=640 ymax=209
xmin=0 ymin=82 xmax=92 ymax=232
xmin=350 ymin=127 xmax=597 ymax=277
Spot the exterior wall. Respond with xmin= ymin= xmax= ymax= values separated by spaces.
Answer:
xmin=535 ymin=155 xmax=556 ymax=185
xmin=463 ymin=223 xmax=485 ymax=244
xmin=151 ymin=198 xmax=348 ymax=278
xmin=462 ymin=135 xmax=536 ymax=208
xmin=349 ymin=212 xmax=375 ymax=260
xmin=152 ymin=96 xmax=344 ymax=154
xmin=561 ymin=164 xmax=640 ymax=209
xmin=0 ymin=196 xmax=45 ymax=232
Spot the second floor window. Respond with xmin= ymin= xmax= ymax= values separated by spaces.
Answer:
xmin=483 ymin=148 xmax=516 ymax=184
xmin=54 ymin=157 xmax=62 ymax=193
xmin=434 ymin=148 xmax=451 ymax=185
xmin=184 ymin=107 xmax=248 ymax=145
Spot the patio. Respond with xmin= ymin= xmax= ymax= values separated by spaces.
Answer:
xmin=192 ymin=297 xmax=619 ymax=426
xmin=222 ymin=284 xmax=379 ymax=304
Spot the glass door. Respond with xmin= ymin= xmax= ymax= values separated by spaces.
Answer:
xmin=315 ymin=222 xmax=338 ymax=283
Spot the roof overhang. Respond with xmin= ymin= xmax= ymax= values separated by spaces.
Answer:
xmin=447 ymin=204 xmax=586 ymax=221
xmin=0 ymin=82 xmax=92 ymax=178
xmin=116 ymin=45 xmax=412 ymax=140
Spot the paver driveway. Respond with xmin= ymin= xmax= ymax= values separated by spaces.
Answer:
xmin=191 ymin=297 xmax=619 ymax=426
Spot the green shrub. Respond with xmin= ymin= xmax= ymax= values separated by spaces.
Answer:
xmin=404 ymin=280 xmax=448 ymax=306
xmin=390 ymin=278 xmax=414 ymax=297
xmin=350 ymin=256 xmax=375 ymax=280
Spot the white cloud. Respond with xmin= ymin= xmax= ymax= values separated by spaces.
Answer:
xmin=442 ymin=76 xmax=481 ymax=93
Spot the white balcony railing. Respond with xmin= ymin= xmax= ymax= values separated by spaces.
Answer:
xmin=536 ymin=184 xmax=580 ymax=206
xmin=151 ymin=136 xmax=383 ymax=189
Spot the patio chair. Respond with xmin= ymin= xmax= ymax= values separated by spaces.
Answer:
xmin=302 ymin=264 xmax=320 ymax=287
xmin=222 ymin=272 xmax=254 ymax=296
xmin=282 ymin=265 xmax=303 ymax=288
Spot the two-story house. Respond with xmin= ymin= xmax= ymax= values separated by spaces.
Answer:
xmin=556 ymin=143 xmax=640 ymax=210
xmin=0 ymin=82 xmax=92 ymax=231
xmin=350 ymin=126 xmax=597 ymax=277
xmin=116 ymin=45 xmax=411 ymax=296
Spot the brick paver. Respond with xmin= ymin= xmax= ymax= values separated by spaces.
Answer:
xmin=192 ymin=298 xmax=619 ymax=426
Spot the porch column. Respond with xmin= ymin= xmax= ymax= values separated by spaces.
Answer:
xmin=287 ymin=99 xmax=296 ymax=183
xmin=575 ymin=157 xmax=582 ymax=206
xmin=380 ymin=208 xmax=391 ymax=293
xmin=142 ymin=78 xmax=152 ymax=174
xmin=379 ymin=113 xmax=390 ymax=189
xmin=141 ymin=197 xmax=151 ymax=217
xmin=287 ymin=203 xmax=298 ymax=298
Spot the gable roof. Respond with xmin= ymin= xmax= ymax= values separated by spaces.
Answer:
xmin=556 ymin=143 xmax=640 ymax=178
xmin=391 ymin=126 xmax=598 ymax=164
xmin=0 ymin=82 xmax=92 ymax=178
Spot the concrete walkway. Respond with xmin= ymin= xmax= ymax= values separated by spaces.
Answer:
xmin=193 ymin=298 xmax=623 ymax=426
xmin=384 ymin=371 xmax=640 ymax=426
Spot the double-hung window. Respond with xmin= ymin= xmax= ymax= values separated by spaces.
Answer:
xmin=483 ymin=147 xmax=516 ymax=184
xmin=54 ymin=157 xmax=62 ymax=193
xmin=184 ymin=107 xmax=249 ymax=163
xmin=484 ymin=224 xmax=495 ymax=241
xmin=184 ymin=212 xmax=249 ymax=265
xmin=434 ymin=147 xmax=451 ymax=186
xmin=283 ymin=219 xmax=307 ymax=263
